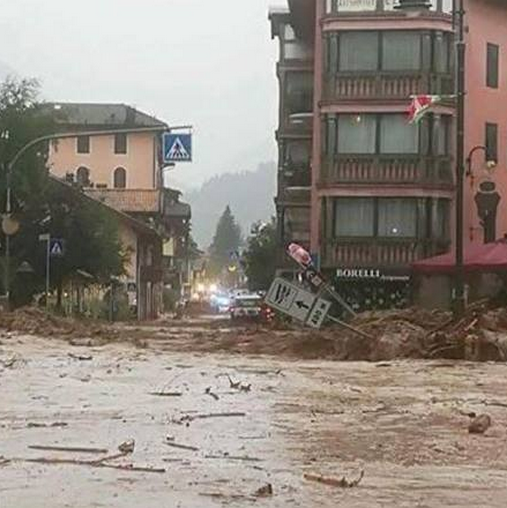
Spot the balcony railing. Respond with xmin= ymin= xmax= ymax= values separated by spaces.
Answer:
xmin=323 ymin=72 xmax=454 ymax=101
xmin=320 ymin=154 xmax=453 ymax=187
xmin=322 ymin=238 xmax=449 ymax=269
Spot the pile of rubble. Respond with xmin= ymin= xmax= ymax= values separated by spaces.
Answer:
xmin=0 ymin=307 xmax=118 ymax=342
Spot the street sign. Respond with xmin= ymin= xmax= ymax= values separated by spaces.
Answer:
xmin=265 ymin=277 xmax=316 ymax=322
xmin=163 ymin=133 xmax=192 ymax=163
xmin=306 ymin=298 xmax=332 ymax=329
xmin=50 ymin=239 xmax=65 ymax=257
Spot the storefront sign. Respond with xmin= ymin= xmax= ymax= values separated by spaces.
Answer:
xmin=337 ymin=268 xmax=382 ymax=279
xmin=336 ymin=268 xmax=409 ymax=282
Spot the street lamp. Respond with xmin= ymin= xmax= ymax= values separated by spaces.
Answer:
xmin=466 ymin=145 xmax=497 ymax=179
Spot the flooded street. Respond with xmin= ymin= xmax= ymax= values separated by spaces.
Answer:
xmin=3 ymin=326 xmax=507 ymax=507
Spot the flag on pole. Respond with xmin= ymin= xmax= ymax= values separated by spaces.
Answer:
xmin=407 ymin=95 xmax=442 ymax=123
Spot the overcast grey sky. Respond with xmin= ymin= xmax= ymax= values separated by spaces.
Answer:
xmin=0 ymin=0 xmax=286 ymax=188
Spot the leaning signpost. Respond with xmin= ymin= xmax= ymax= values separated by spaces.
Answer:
xmin=264 ymin=243 xmax=373 ymax=339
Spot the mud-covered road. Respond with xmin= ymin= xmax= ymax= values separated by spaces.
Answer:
xmin=2 ymin=321 xmax=507 ymax=507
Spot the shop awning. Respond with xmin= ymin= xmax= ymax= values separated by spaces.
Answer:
xmin=412 ymin=241 xmax=507 ymax=274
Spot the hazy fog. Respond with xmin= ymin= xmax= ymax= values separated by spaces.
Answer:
xmin=0 ymin=0 xmax=286 ymax=188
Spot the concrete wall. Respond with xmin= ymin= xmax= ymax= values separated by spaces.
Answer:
xmin=49 ymin=132 xmax=158 ymax=189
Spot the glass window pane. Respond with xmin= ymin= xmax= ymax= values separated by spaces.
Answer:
xmin=435 ymin=32 xmax=450 ymax=73
xmin=338 ymin=114 xmax=376 ymax=154
xmin=339 ymin=32 xmax=378 ymax=71
xmin=114 ymin=133 xmax=127 ymax=154
xmin=382 ymin=32 xmax=421 ymax=71
xmin=380 ymin=114 xmax=419 ymax=154
xmin=334 ymin=198 xmax=374 ymax=237
xmin=378 ymin=199 xmax=417 ymax=237
xmin=436 ymin=116 xmax=449 ymax=155
xmin=434 ymin=199 xmax=450 ymax=239
xmin=77 ymin=135 xmax=90 ymax=154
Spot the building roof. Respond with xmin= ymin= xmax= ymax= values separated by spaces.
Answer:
xmin=85 ymin=189 xmax=161 ymax=214
xmin=50 ymin=102 xmax=167 ymax=129
xmin=85 ymin=188 xmax=191 ymax=219
xmin=165 ymin=201 xmax=192 ymax=219
xmin=49 ymin=177 xmax=161 ymax=240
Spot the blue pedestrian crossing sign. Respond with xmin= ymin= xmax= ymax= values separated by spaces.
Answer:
xmin=163 ymin=133 xmax=192 ymax=163
xmin=50 ymin=239 xmax=65 ymax=257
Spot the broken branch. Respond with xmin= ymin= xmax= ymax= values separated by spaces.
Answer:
xmin=28 ymin=445 xmax=108 ymax=455
xmin=304 ymin=470 xmax=364 ymax=488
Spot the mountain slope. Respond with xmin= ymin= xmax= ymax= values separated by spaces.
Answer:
xmin=185 ymin=162 xmax=276 ymax=248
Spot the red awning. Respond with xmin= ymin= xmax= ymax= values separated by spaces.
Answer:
xmin=412 ymin=241 xmax=507 ymax=274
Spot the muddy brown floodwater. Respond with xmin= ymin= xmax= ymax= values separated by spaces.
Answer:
xmin=2 ymin=324 xmax=507 ymax=507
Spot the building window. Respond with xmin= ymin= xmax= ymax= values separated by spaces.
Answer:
xmin=339 ymin=31 xmax=378 ymax=71
xmin=382 ymin=31 xmax=421 ymax=71
xmin=334 ymin=198 xmax=421 ymax=239
xmin=380 ymin=114 xmax=419 ymax=154
xmin=434 ymin=199 xmax=450 ymax=240
xmin=77 ymin=135 xmax=90 ymax=154
xmin=378 ymin=199 xmax=417 ymax=237
xmin=434 ymin=116 xmax=451 ymax=156
xmin=114 ymin=133 xmax=128 ymax=154
xmin=486 ymin=43 xmax=499 ymax=89
xmin=76 ymin=166 xmax=90 ymax=186
xmin=337 ymin=114 xmax=376 ymax=154
xmin=335 ymin=114 xmax=419 ymax=155
xmin=331 ymin=30 xmax=451 ymax=74
xmin=113 ymin=167 xmax=127 ymax=189
xmin=485 ymin=122 xmax=498 ymax=162
xmin=334 ymin=198 xmax=375 ymax=237
xmin=434 ymin=32 xmax=452 ymax=73
xmin=285 ymin=72 xmax=314 ymax=114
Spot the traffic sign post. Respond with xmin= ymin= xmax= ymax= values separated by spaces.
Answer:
xmin=163 ymin=133 xmax=192 ymax=163
xmin=265 ymin=277 xmax=316 ymax=323
xmin=50 ymin=239 xmax=65 ymax=257
xmin=38 ymin=234 xmax=51 ymax=308
xmin=287 ymin=243 xmax=356 ymax=317
xmin=306 ymin=298 xmax=332 ymax=329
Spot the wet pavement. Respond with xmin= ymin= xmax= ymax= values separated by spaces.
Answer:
xmin=2 ymin=331 xmax=507 ymax=507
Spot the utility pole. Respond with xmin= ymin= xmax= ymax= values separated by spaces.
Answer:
xmin=454 ymin=0 xmax=466 ymax=317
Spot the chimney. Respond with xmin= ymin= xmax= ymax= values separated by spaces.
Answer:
xmin=395 ymin=0 xmax=431 ymax=10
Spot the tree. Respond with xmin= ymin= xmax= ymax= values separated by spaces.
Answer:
xmin=242 ymin=218 xmax=277 ymax=291
xmin=208 ymin=205 xmax=242 ymax=278
xmin=0 ymin=77 xmax=126 ymax=307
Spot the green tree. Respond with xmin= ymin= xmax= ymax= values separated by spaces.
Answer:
xmin=242 ymin=219 xmax=277 ymax=291
xmin=208 ymin=205 xmax=242 ymax=277
xmin=0 ymin=78 xmax=125 ymax=307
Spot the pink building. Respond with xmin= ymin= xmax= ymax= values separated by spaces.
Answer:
xmin=48 ymin=103 xmax=191 ymax=318
xmin=271 ymin=0 xmax=507 ymax=310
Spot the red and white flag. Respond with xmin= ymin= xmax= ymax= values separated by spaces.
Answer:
xmin=407 ymin=95 xmax=441 ymax=124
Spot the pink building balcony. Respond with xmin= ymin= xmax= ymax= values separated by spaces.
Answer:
xmin=320 ymin=154 xmax=453 ymax=187
xmin=322 ymin=238 xmax=449 ymax=269
xmin=323 ymin=71 xmax=454 ymax=102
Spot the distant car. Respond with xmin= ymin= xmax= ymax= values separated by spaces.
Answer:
xmin=230 ymin=294 xmax=263 ymax=321
xmin=210 ymin=292 xmax=231 ymax=314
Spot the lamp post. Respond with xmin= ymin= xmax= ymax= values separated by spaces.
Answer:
xmin=453 ymin=0 xmax=466 ymax=317
xmin=2 ymin=124 xmax=192 ymax=305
